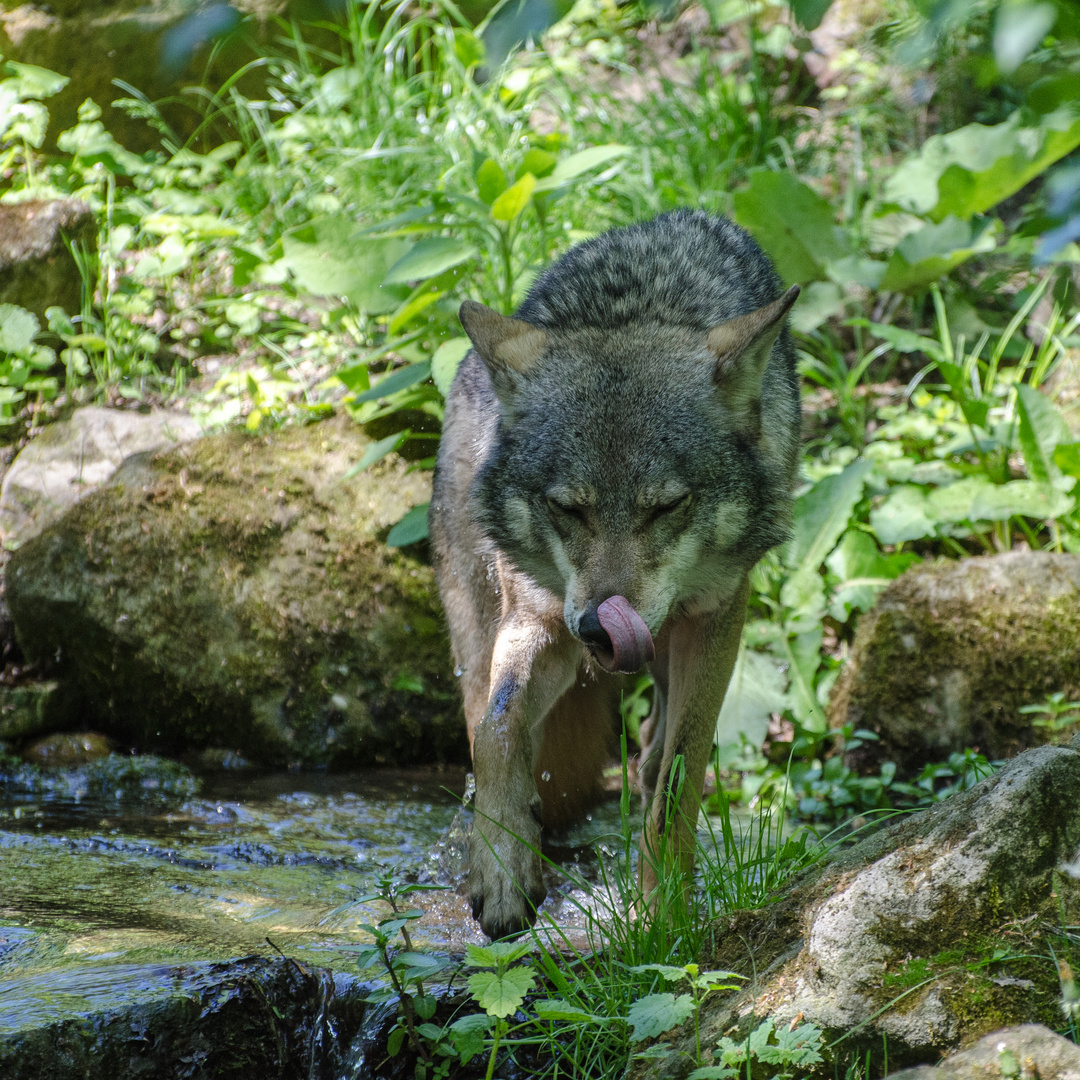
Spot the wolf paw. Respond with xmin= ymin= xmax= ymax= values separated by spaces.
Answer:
xmin=468 ymin=829 xmax=546 ymax=940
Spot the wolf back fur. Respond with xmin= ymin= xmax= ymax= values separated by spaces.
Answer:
xmin=430 ymin=210 xmax=800 ymax=940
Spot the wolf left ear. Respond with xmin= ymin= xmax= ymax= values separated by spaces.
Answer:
xmin=707 ymin=285 xmax=800 ymax=434
xmin=459 ymin=300 xmax=549 ymax=376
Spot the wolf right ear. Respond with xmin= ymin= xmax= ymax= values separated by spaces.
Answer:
xmin=459 ymin=301 xmax=549 ymax=377
xmin=707 ymin=285 xmax=799 ymax=435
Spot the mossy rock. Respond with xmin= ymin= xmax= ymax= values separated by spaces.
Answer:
xmin=634 ymin=744 xmax=1080 ymax=1078
xmin=828 ymin=551 xmax=1080 ymax=774
xmin=5 ymin=415 xmax=464 ymax=766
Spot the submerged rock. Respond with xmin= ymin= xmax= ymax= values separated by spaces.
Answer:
xmin=5 ymin=415 xmax=460 ymax=766
xmin=637 ymin=743 xmax=1080 ymax=1077
xmin=0 ymin=199 xmax=93 ymax=320
xmin=884 ymin=1024 xmax=1080 ymax=1079
xmin=829 ymin=551 xmax=1080 ymax=773
xmin=21 ymin=730 xmax=111 ymax=767
xmin=0 ymin=956 xmax=367 ymax=1080
xmin=0 ymin=405 xmax=202 ymax=548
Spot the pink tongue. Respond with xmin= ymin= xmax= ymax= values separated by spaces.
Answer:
xmin=595 ymin=596 xmax=655 ymax=674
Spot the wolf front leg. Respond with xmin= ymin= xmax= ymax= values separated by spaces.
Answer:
xmin=470 ymin=617 xmax=579 ymax=940
xmin=640 ymin=577 xmax=750 ymax=900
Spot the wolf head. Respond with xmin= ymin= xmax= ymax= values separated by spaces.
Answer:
xmin=460 ymin=284 xmax=800 ymax=667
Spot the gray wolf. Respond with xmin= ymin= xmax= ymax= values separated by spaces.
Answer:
xmin=429 ymin=210 xmax=800 ymax=940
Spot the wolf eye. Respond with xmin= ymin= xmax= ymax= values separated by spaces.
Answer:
xmin=547 ymin=497 xmax=585 ymax=522
xmin=652 ymin=493 xmax=691 ymax=518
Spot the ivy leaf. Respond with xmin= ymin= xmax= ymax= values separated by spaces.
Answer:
xmin=467 ymin=966 xmax=535 ymax=1018
xmin=627 ymin=993 xmax=695 ymax=1041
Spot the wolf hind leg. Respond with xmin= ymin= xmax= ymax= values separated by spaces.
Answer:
xmin=533 ymin=669 xmax=622 ymax=832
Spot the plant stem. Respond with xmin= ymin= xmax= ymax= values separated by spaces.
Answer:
xmin=485 ymin=1018 xmax=504 ymax=1080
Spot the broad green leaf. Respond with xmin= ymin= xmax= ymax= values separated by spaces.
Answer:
xmin=785 ymin=460 xmax=871 ymax=572
xmin=56 ymin=116 xmax=147 ymax=175
xmin=787 ymin=0 xmax=834 ymax=30
xmin=491 ymin=173 xmax=536 ymax=222
xmin=476 ymin=158 xmax=508 ymax=205
xmin=532 ymin=145 xmax=630 ymax=192
xmin=1016 ymin=383 xmax=1071 ymax=487
xmin=631 ymin=963 xmax=690 ymax=983
xmin=431 ymin=337 xmax=471 ymax=398
xmin=0 ymin=305 xmax=38 ymax=356
xmin=881 ymin=109 xmax=1080 ymax=222
xmin=732 ymin=169 xmax=848 ymax=284
xmin=383 ymin=238 xmax=478 ymax=285
xmin=968 ymin=479 xmax=1073 ymax=521
xmin=627 ymin=992 xmax=694 ymax=1041
xmin=353 ymin=361 xmax=431 ymax=404
xmin=869 ymin=485 xmax=936 ymax=544
xmin=715 ymin=643 xmax=789 ymax=750
xmin=790 ymin=280 xmax=844 ymax=333
xmin=879 ymin=216 xmax=998 ymax=292
xmin=1055 ymin=442 xmax=1080 ymax=478
xmin=935 ymin=358 xmax=990 ymax=430
xmin=448 ymin=1013 xmax=490 ymax=1063
xmin=994 ymin=1 xmax=1057 ymax=74
xmin=5 ymin=61 xmax=69 ymax=99
xmin=465 ymin=940 xmax=533 ymax=967
xmin=518 ymin=148 xmax=557 ymax=180
xmin=856 ymin=321 xmax=944 ymax=360
xmin=282 ymin=218 xmax=409 ymax=314
xmin=826 ymin=529 xmax=919 ymax=621
xmin=467 ymin=966 xmax=535 ymax=1018
xmin=783 ymin=627 xmax=826 ymax=732
xmin=387 ymin=504 xmax=430 ymax=547
xmin=687 ymin=1068 xmax=737 ymax=1080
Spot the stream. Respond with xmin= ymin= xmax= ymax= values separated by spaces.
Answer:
xmin=0 ymin=754 xmax=641 ymax=1078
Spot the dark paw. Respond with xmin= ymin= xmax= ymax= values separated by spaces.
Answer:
xmin=471 ymin=894 xmax=484 ymax=921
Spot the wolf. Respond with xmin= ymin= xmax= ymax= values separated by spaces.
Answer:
xmin=429 ymin=210 xmax=800 ymax=940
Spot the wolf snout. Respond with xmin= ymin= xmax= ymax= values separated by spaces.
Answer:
xmin=574 ymin=596 xmax=655 ymax=674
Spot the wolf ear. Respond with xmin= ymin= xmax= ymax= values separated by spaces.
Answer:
xmin=707 ymin=285 xmax=800 ymax=434
xmin=459 ymin=300 xmax=549 ymax=377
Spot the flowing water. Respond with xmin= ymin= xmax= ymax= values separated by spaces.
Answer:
xmin=0 ymin=754 xmax=637 ymax=1076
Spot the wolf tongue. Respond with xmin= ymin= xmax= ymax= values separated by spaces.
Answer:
xmin=596 ymin=596 xmax=655 ymax=674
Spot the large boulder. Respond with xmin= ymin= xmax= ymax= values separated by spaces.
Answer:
xmin=637 ymin=743 xmax=1080 ymax=1077
xmin=828 ymin=551 xmax=1080 ymax=773
xmin=0 ymin=405 xmax=202 ymax=548
xmin=5 ymin=414 xmax=463 ymax=765
xmin=0 ymin=199 xmax=94 ymax=320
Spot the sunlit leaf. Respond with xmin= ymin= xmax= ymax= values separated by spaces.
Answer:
xmin=476 ymin=158 xmax=508 ymax=206
xmin=879 ymin=216 xmax=998 ymax=292
xmin=1016 ymin=383 xmax=1071 ymax=487
xmin=491 ymin=173 xmax=536 ymax=222
xmin=627 ymin=993 xmax=694 ymax=1041
xmin=431 ymin=337 xmax=471 ymax=398
xmin=532 ymin=144 xmax=631 ymax=192
xmin=467 ymin=966 xmax=535 ymax=1018
xmin=383 ymin=238 xmax=478 ymax=285
xmin=0 ymin=304 xmax=39 ymax=356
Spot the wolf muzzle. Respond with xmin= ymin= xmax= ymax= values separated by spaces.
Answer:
xmin=587 ymin=595 xmax=655 ymax=674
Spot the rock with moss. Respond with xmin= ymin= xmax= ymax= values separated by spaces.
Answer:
xmin=0 ymin=199 xmax=93 ymax=320
xmin=636 ymin=744 xmax=1080 ymax=1078
xmin=883 ymin=1024 xmax=1080 ymax=1079
xmin=5 ymin=414 xmax=462 ymax=766
xmin=828 ymin=551 xmax=1080 ymax=774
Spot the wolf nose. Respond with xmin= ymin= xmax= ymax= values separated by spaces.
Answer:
xmin=577 ymin=606 xmax=613 ymax=651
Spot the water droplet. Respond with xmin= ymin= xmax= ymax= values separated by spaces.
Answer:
xmin=453 ymin=665 xmax=464 ymax=677
xmin=541 ymin=771 xmax=551 ymax=782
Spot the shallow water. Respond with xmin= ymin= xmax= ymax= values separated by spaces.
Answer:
xmin=0 ymin=758 xmax=644 ymax=1041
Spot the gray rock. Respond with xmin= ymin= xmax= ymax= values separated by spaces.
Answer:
xmin=0 ymin=199 xmax=94 ymax=320
xmin=637 ymin=745 xmax=1080 ymax=1077
xmin=0 ymin=405 xmax=202 ymax=548
xmin=0 ymin=956 xmax=368 ymax=1080
xmin=4 ymin=414 xmax=461 ymax=766
xmin=886 ymin=1024 xmax=1080 ymax=1079
xmin=828 ymin=551 xmax=1080 ymax=773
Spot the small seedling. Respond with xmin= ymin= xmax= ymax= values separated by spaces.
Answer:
xmin=1020 ymin=692 xmax=1080 ymax=733
xmin=628 ymin=963 xmax=744 ymax=1068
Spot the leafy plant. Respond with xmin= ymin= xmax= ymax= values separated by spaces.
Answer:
xmin=1020 ymin=691 xmax=1080 ymax=733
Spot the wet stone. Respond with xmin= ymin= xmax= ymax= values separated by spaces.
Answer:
xmin=21 ymin=731 xmax=112 ymax=768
